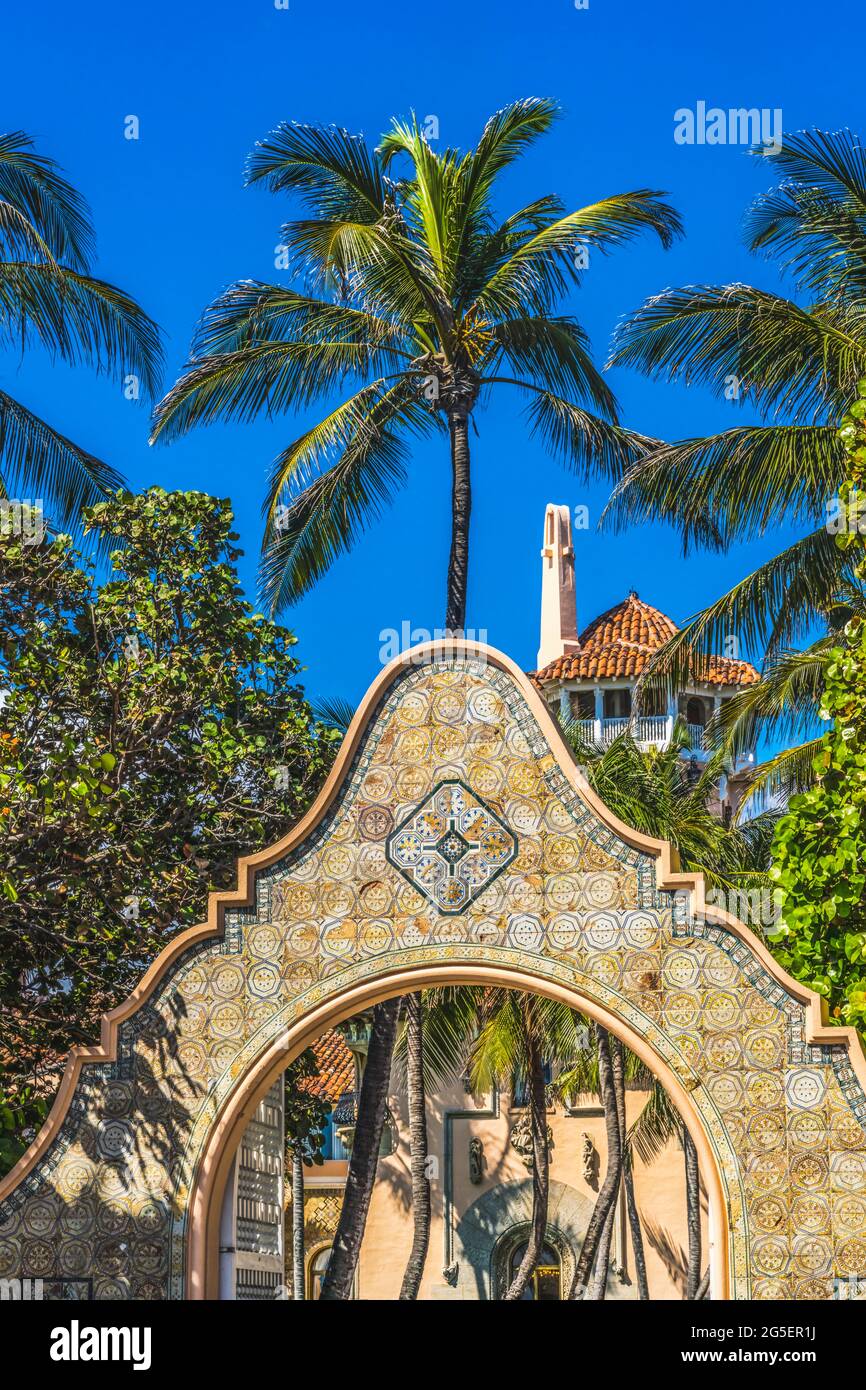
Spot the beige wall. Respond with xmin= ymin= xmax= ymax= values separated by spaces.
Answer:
xmin=302 ymin=1076 xmax=709 ymax=1301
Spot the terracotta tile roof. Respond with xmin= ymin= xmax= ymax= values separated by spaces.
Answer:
xmin=302 ymin=1029 xmax=355 ymax=1104
xmin=531 ymin=593 xmax=760 ymax=689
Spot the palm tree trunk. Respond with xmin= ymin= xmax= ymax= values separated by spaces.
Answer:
xmin=291 ymin=1146 xmax=305 ymax=1301
xmin=399 ymin=994 xmax=431 ymax=1299
xmin=503 ymin=1023 xmax=549 ymax=1300
xmin=588 ymin=1198 xmax=617 ymax=1299
xmin=319 ymin=999 xmax=400 ymax=1300
xmin=612 ymin=1037 xmax=649 ymax=1300
xmin=569 ymin=1025 xmax=621 ymax=1299
xmin=445 ymin=412 xmax=471 ymax=632
xmin=684 ymin=1128 xmax=701 ymax=1300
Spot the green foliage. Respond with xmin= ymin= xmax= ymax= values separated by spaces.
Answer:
xmin=284 ymin=1049 xmax=329 ymax=1166
xmin=151 ymin=100 xmax=681 ymax=612
xmin=0 ymin=132 xmax=162 ymax=532
xmin=0 ymin=487 xmax=337 ymax=1172
xmin=0 ymin=1083 xmax=48 ymax=1172
xmin=769 ymin=389 xmax=866 ymax=1032
xmin=566 ymin=721 xmax=778 ymax=895
xmin=606 ymin=128 xmax=866 ymax=774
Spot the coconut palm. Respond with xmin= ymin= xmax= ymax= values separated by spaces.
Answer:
xmin=151 ymin=98 xmax=681 ymax=626
xmin=567 ymin=720 xmax=778 ymax=894
xmin=604 ymin=129 xmax=866 ymax=790
xmin=178 ymin=101 xmax=682 ymax=1301
xmin=628 ymin=1075 xmax=709 ymax=1298
xmin=319 ymin=998 xmax=399 ymax=1300
xmin=0 ymin=132 xmax=162 ymax=531
xmin=398 ymin=994 xmax=431 ymax=1300
xmin=561 ymin=722 xmax=775 ymax=1298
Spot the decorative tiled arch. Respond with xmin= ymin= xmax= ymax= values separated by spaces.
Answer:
xmin=2 ymin=641 xmax=866 ymax=1301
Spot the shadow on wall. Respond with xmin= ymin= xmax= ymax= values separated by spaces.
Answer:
xmin=0 ymin=987 xmax=202 ymax=1299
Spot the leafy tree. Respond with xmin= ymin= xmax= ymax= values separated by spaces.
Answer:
xmin=0 ymin=487 xmax=337 ymax=1173
xmin=769 ymin=392 xmax=866 ymax=1032
xmin=606 ymin=129 xmax=866 ymax=790
xmin=0 ymin=132 xmax=162 ymax=532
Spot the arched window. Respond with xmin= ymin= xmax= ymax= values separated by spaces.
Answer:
xmin=509 ymin=1241 xmax=562 ymax=1300
xmin=308 ymin=1246 xmax=332 ymax=1300
xmin=685 ymin=697 xmax=706 ymax=728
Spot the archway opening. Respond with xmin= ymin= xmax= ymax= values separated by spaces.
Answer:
xmin=194 ymin=967 xmax=723 ymax=1303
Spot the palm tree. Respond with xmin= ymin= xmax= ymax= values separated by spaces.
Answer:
xmin=469 ymin=991 xmax=566 ymax=1300
xmin=283 ymin=1049 xmax=329 ymax=1300
xmin=151 ymin=98 xmax=681 ymax=626
xmin=562 ymin=724 xmax=774 ymax=1298
xmin=319 ymin=997 xmax=399 ymax=1300
xmin=567 ymin=720 xmax=778 ymax=895
xmin=403 ymin=985 xmax=585 ymax=1300
xmin=177 ymin=101 xmax=682 ymax=1300
xmin=567 ymin=1022 xmax=623 ymax=1299
xmin=628 ymin=1077 xmax=709 ymax=1298
xmin=0 ymin=132 xmax=162 ymax=532
xmin=604 ymin=129 xmax=866 ymax=791
xmin=398 ymin=993 xmax=431 ymax=1300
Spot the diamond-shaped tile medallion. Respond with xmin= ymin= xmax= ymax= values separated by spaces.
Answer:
xmin=385 ymin=779 xmax=517 ymax=915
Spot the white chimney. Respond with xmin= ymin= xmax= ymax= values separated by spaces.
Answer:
xmin=537 ymin=503 xmax=580 ymax=669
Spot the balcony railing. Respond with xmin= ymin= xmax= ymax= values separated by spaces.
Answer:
xmin=635 ymin=715 xmax=669 ymax=744
xmin=686 ymin=722 xmax=707 ymax=752
xmin=565 ymin=714 xmax=709 ymax=751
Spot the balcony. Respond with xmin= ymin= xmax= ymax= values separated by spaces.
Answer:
xmin=568 ymin=715 xmax=708 ymax=752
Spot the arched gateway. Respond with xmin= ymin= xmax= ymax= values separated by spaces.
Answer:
xmin=2 ymin=641 xmax=866 ymax=1301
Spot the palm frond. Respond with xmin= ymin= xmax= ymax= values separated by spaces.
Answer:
xmin=475 ymin=192 xmax=682 ymax=320
xmin=489 ymin=316 xmax=616 ymax=416
xmin=629 ymin=1081 xmax=682 ymax=1166
xmin=739 ymin=737 xmax=827 ymax=811
xmin=518 ymin=385 xmax=659 ymax=481
xmin=309 ymin=696 xmax=356 ymax=733
xmin=0 ymin=388 xmax=124 ymax=532
xmin=636 ymin=527 xmax=845 ymax=708
xmin=257 ymin=381 xmax=435 ymax=611
xmin=601 ymin=423 xmax=844 ymax=549
xmin=0 ymin=263 xmax=162 ymax=397
xmin=0 ymin=131 xmax=94 ymax=270
xmin=608 ymin=284 xmax=865 ymax=421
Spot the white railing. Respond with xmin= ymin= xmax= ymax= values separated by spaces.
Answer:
xmin=565 ymin=714 xmax=710 ymax=753
xmin=634 ymin=715 xmax=669 ymax=744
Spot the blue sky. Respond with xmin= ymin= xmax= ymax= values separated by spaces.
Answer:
xmin=4 ymin=0 xmax=861 ymax=707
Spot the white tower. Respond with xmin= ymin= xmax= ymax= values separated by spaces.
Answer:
xmin=537 ymin=503 xmax=580 ymax=669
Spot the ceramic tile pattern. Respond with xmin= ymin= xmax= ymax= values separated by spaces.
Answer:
xmin=1 ymin=655 xmax=864 ymax=1300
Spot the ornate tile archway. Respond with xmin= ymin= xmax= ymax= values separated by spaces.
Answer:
xmin=2 ymin=641 xmax=866 ymax=1301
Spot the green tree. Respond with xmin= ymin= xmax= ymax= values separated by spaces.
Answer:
xmin=152 ymin=98 xmax=681 ymax=1300
xmin=284 ymin=1049 xmax=329 ymax=1301
xmin=769 ymin=394 xmax=866 ymax=1034
xmin=151 ymin=98 xmax=680 ymax=627
xmin=0 ymin=487 xmax=337 ymax=1174
xmin=563 ymin=721 xmax=775 ymax=1298
xmin=0 ymin=132 xmax=162 ymax=532
xmin=606 ymin=129 xmax=866 ymax=791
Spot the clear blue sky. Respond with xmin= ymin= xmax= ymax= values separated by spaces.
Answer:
xmin=4 ymin=0 xmax=861 ymax=707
